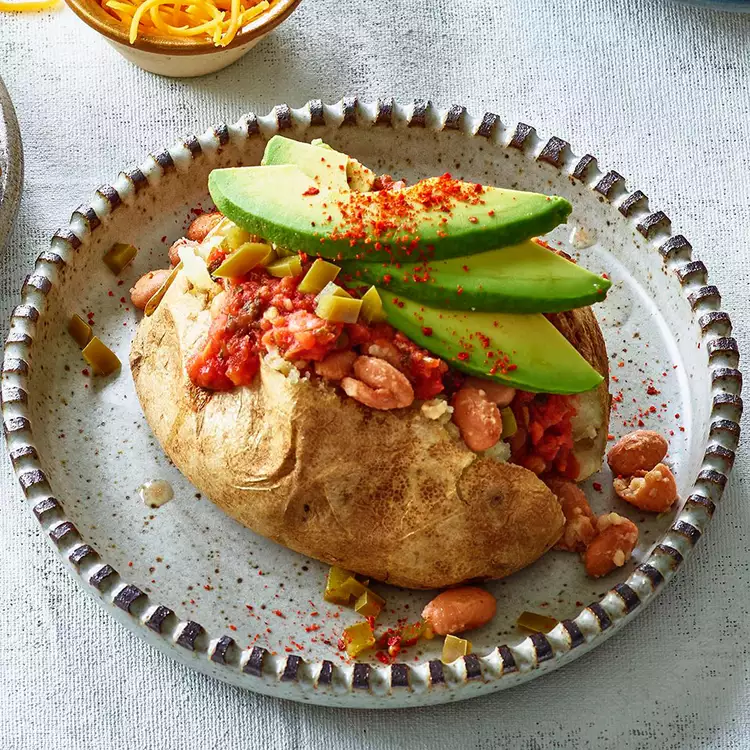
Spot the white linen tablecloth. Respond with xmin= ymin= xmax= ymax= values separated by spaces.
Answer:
xmin=1 ymin=1 xmax=749 ymax=747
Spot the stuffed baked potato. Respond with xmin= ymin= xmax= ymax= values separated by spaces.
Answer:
xmin=129 ymin=138 xmax=613 ymax=591
xmin=130 ymin=270 xmax=609 ymax=589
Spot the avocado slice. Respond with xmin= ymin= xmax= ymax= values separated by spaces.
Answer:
xmin=262 ymin=135 xmax=350 ymax=191
xmin=309 ymin=139 xmax=376 ymax=192
xmin=262 ymin=136 xmax=376 ymax=193
xmin=208 ymin=166 xmax=572 ymax=262
xmin=380 ymin=292 xmax=602 ymax=394
xmin=342 ymin=241 xmax=611 ymax=313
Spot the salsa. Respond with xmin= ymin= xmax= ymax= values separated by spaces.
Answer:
xmin=187 ymin=265 xmax=446 ymax=400
xmin=187 ymin=259 xmax=577 ymax=475
xmin=509 ymin=391 xmax=579 ymax=479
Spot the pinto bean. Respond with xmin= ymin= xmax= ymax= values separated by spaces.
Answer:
xmin=421 ymin=587 xmax=497 ymax=635
xmin=341 ymin=356 xmax=414 ymax=409
xmin=546 ymin=478 xmax=597 ymax=552
xmin=315 ymin=350 xmax=358 ymax=381
xmin=168 ymin=237 xmax=198 ymax=267
xmin=614 ymin=463 xmax=678 ymax=512
xmin=607 ymin=430 xmax=668 ymax=476
xmin=584 ymin=513 xmax=639 ymax=578
xmin=451 ymin=387 xmax=503 ymax=452
xmin=463 ymin=377 xmax=516 ymax=407
xmin=130 ymin=269 xmax=172 ymax=310
xmin=186 ymin=212 xmax=223 ymax=242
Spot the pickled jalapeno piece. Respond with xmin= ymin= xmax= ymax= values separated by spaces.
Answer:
xmin=103 ymin=242 xmax=137 ymax=275
xmin=354 ymin=589 xmax=385 ymax=619
xmin=265 ymin=256 xmax=303 ymax=278
xmin=360 ymin=286 xmax=387 ymax=324
xmin=516 ymin=611 xmax=559 ymax=634
xmin=441 ymin=634 xmax=472 ymax=664
xmin=341 ymin=621 xmax=375 ymax=658
xmin=324 ymin=566 xmax=355 ymax=605
xmin=500 ymin=407 xmax=517 ymax=438
xmin=298 ymin=259 xmax=341 ymax=294
xmin=213 ymin=242 xmax=274 ymax=278
xmin=82 ymin=337 xmax=121 ymax=376
xmin=315 ymin=294 xmax=362 ymax=324
xmin=68 ymin=314 xmax=93 ymax=348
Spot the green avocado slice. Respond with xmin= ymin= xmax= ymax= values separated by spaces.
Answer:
xmin=380 ymin=292 xmax=603 ymax=394
xmin=342 ymin=241 xmax=611 ymax=313
xmin=261 ymin=135 xmax=350 ymax=191
xmin=208 ymin=165 xmax=572 ymax=262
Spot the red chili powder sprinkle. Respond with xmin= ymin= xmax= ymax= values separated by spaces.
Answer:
xmin=273 ymin=609 xmax=286 ymax=618
xmin=593 ymin=482 xmax=603 ymax=492
xmin=422 ymin=326 xmax=433 ymax=336
xmin=81 ymin=369 xmax=90 ymax=376
xmin=468 ymin=216 xmax=478 ymax=224
xmin=229 ymin=625 xmax=237 ymax=631
xmin=328 ymin=174 xmax=487 ymax=256
xmin=488 ymin=209 xmax=495 ymax=217
xmin=108 ymin=290 xmax=114 ymax=297
xmin=617 ymin=361 xmax=625 ymax=368
xmin=382 ymin=274 xmax=392 ymax=284
xmin=462 ymin=265 xmax=470 ymax=272
xmin=647 ymin=384 xmax=660 ymax=395
xmin=456 ymin=285 xmax=464 ymax=295
xmin=457 ymin=351 xmax=469 ymax=361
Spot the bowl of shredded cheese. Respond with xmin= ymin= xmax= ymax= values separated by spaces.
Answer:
xmin=64 ymin=0 xmax=301 ymax=77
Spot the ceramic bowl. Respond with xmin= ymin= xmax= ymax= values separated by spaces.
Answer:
xmin=64 ymin=0 xmax=302 ymax=77
xmin=1 ymin=99 xmax=742 ymax=708
xmin=0 ymin=76 xmax=22 ymax=248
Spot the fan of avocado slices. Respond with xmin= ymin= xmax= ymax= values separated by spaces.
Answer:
xmin=207 ymin=136 xmax=612 ymax=394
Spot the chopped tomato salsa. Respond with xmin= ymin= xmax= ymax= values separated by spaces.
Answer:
xmin=187 ymin=265 xmax=447 ymax=400
xmin=509 ymin=391 xmax=579 ymax=479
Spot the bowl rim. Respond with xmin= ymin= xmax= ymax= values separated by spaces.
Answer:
xmin=1 ymin=98 xmax=743 ymax=707
xmin=63 ymin=0 xmax=302 ymax=55
xmin=0 ymin=75 xmax=23 ymax=251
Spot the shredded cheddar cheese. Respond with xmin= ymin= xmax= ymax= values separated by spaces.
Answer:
xmin=0 ymin=0 xmax=59 ymax=10
xmin=99 ymin=0 xmax=271 ymax=46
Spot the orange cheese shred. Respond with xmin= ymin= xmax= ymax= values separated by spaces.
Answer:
xmin=106 ymin=0 xmax=271 ymax=46
xmin=0 ymin=0 xmax=59 ymax=10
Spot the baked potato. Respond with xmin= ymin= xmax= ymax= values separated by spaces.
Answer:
xmin=130 ymin=269 xmax=609 ymax=589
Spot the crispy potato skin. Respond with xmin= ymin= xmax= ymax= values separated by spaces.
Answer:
xmin=130 ymin=273 xmax=606 ymax=589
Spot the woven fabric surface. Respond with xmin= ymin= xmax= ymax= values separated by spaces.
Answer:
xmin=1 ymin=1 xmax=749 ymax=747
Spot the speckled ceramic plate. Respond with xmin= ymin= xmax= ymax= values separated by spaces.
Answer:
xmin=2 ymin=99 xmax=742 ymax=708
xmin=0 ymin=76 xmax=23 ymax=249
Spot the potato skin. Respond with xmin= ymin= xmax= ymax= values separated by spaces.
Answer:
xmin=550 ymin=307 xmax=611 ymax=480
xmin=129 ymin=273 xmax=611 ymax=589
